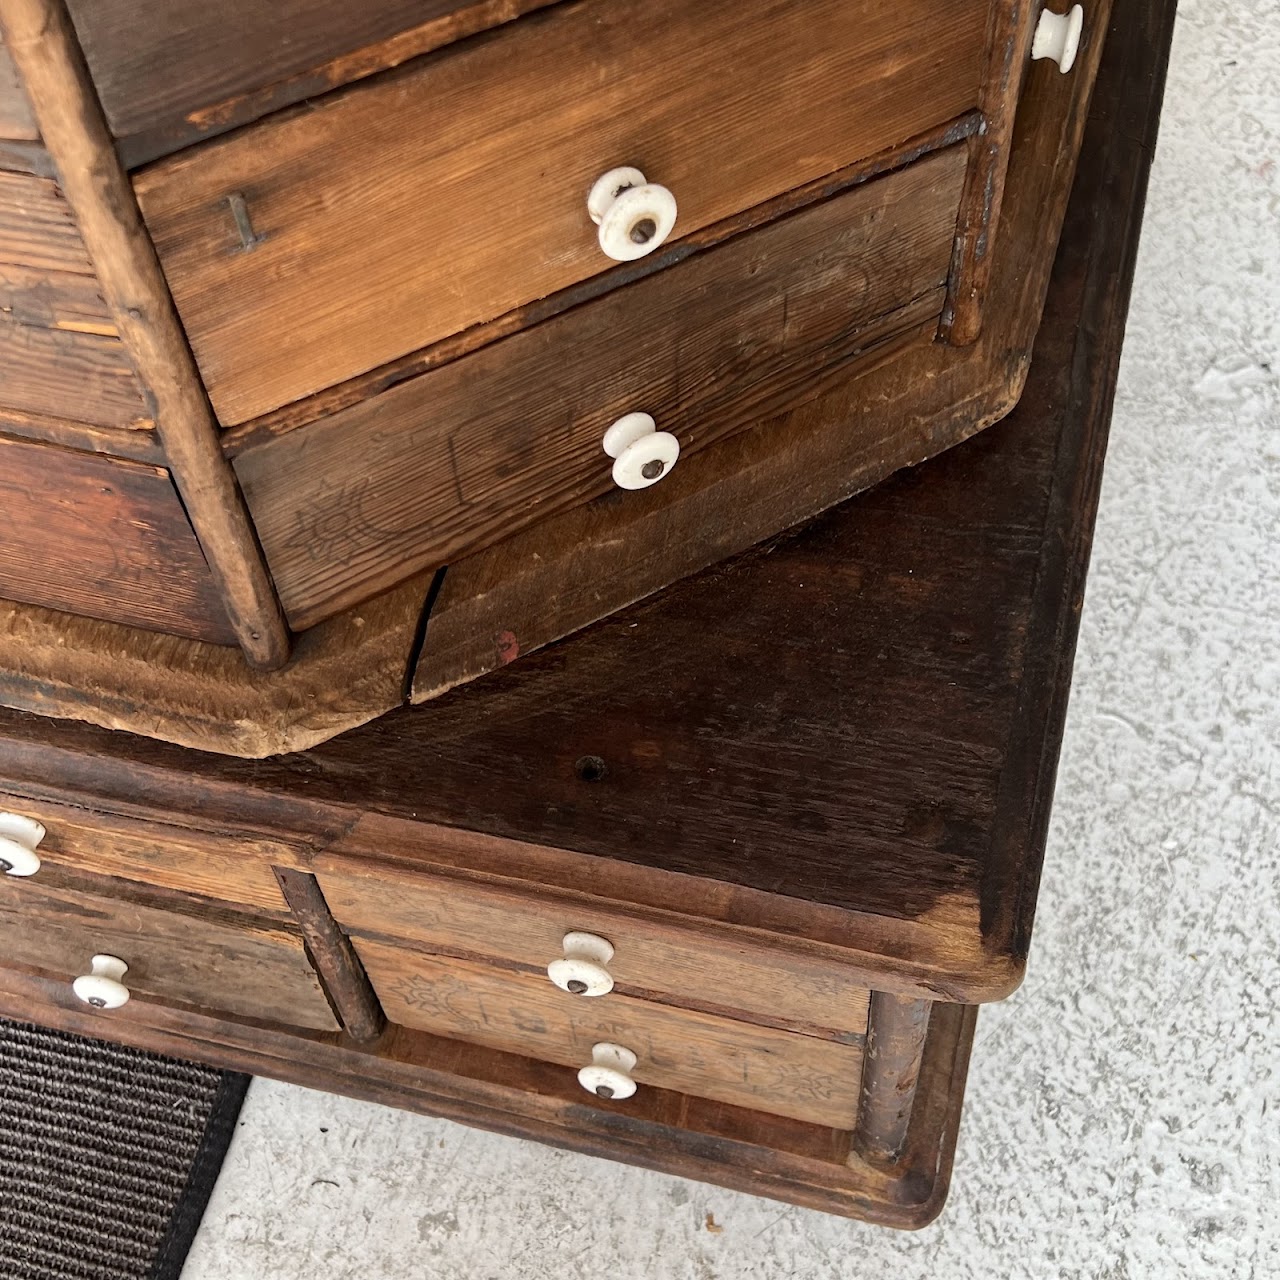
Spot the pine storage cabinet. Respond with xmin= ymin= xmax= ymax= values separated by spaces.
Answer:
xmin=0 ymin=0 xmax=1101 ymax=756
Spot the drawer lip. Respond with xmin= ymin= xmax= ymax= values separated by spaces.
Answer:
xmin=134 ymin=0 xmax=993 ymax=426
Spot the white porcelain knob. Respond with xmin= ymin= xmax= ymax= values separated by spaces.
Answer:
xmin=548 ymin=931 xmax=615 ymax=997
xmin=0 ymin=811 xmax=45 ymax=877
xmin=587 ymin=167 xmax=677 ymax=262
xmin=72 ymin=955 xmax=130 ymax=1010
xmin=578 ymin=1042 xmax=638 ymax=1101
xmin=1033 ymin=4 xmax=1084 ymax=72
xmin=602 ymin=412 xmax=680 ymax=490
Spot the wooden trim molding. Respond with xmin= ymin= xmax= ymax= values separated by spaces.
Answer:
xmin=0 ymin=0 xmax=291 ymax=669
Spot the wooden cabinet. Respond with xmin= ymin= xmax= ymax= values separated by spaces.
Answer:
xmin=0 ymin=0 xmax=1104 ymax=753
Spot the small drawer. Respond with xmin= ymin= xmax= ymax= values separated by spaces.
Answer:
xmin=357 ymin=940 xmax=863 ymax=1128
xmin=0 ymin=874 xmax=338 ymax=1031
xmin=134 ymin=0 xmax=991 ymax=425
xmin=315 ymin=863 xmax=870 ymax=1043
xmin=0 ymin=794 xmax=290 ymax=912
xmin=236 ymin=148 xmax=967 ymax=627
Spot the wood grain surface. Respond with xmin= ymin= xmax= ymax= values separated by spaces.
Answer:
xmin=358 ymin=940 xmax=864 ymax=1129
xmin=317 ymin=860 xmax=871 ymax=1041
xmin=0 ymin=870 xmax=338 ymax=1030
xmin=236 ymin=150 xmax=964 ymax=628
xmin=0 ymin=29 xmax=34 ymax=140
xmin=0 ymin=169 xmax=91 ymax=272
xmin=135 ymin=0 xmax=988 ymax=426
xmin=0 ymin=436 xmax=237 ymax=643
xmin=67 ymin=0 xmax=560 ymax=165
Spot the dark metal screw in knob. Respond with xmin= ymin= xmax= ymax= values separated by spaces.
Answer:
xmin=640 ymin=459 xmax=666 ymax=481
xmin=630 ymin=217 xmax=657 ymax=245
xmin=88 ymin=997 xmax=107 ymax=1008
xmin=566 ymin=979 xmax=589 ymax=995
xmin=595 ymin=1084 xmax=616 ymax=1099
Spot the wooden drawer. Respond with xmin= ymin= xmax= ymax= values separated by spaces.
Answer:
xmin=0 ymin=436 xmax=237 ymax=644
xmin=134 ymin=0 xmax=991 ymax=425
xmin=315 ymin=863 xmax=870 ymax=1041
xmin=357 ymin=939 xmax=863 ymax=1128
xmin=0 ymin=874 xmax=338 ymax=1031
xmin=236 ymin=148 xmax=966 ymax=627
xmin=0 ymin=793 xmax=290 ymax=912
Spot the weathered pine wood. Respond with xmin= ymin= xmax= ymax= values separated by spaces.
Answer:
xmin=66 ymin=0 xmax=561 ymax=166
xmin=356 ymin=939 xmax=865 ymax=1130
xmin=942 ymin=0 xmax=1040 ymax=344
xmin=0 ymin=169 xmax=91 ymax=272
xmin=0 ymin=257 xmax=111 ymax=328
xmin=220 ymin=114 xmax=981 ymax=455
xmin=853 ymin=993 xmax=934 ymax=1164
xmin=135 ymin=0 xmax=989 ymax=426
xmin=236 ymin=150 xmax=965 ymax=628
xmin=315 ymin=859 xmax=871 ymax=1042
xmin=0 ymin=436 xmax=237 ymax=643
xmin=0 ymin=0 xmax=291 ymax=669
xmin=273 ymin=867 xmax=386 ymax=1044
xmin=0 ymin=411 xmax=163 ymax=460
xmin=0 ymin=790 xmax=292 ymax=911
xmin=0 ymin=28 xmax=34 ymax=139
xmin=0 ymin=136 xmax=51 ymax=175
xmin=412 ymin=0 xmax=1118 ymax=704
xmin=0 ymin=872 xmax=339 ymax=1030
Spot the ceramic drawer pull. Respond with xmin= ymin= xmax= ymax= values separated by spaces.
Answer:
xmin=603 ymin=413 xmax=680 ymax=490
xmin=1033 ymin=4 xmax=1085 ymax=73
xmin=0 ymin=811 xmax=46 ymax=878
xmin=587 ymin=167 xmax=678 ymax=262
xmin=72 ymin=955 xmax=131 ymax=1010
xmin=578 ymin=1042 xmax=638 ymax=1101
xmin=547 ymin=931 xmax=615 ymax=997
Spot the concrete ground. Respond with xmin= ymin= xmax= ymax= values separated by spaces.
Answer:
xmin=183 ymin=6 xmax=1279 ymax=1276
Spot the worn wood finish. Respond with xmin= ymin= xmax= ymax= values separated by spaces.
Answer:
xmin=357 ymin=940 xmax=864 ymax=1130
xmin=274 ymin=867 xmax=386 ymax=1044
xmin=854 ymin=993 xmax=934 ymax=1164
xmin=0 ymin=790 xmax=291 ymax=911
xmin=0 ymin=0 xmax=290 ymax=669
xmin=1 ymin=257 xmax=111 ymax=329
xmin=135 ymin=0 xmax=989 ymax=427
xmin=0 ymin=30 xmax=34 ymax=139
xmin=0 ymin=136 xmax=51 ymax=176
xmin=0 ymin=437 xmax=237 ymax=643
xmin=0 ymin=871 xmax=338 ymax=1030
xmin=413 ymin=0 xmax=1117 ymax=704
xmin=316 ymin=860 xmax=871 ymax=1041
xmin=66 ymin=0 xmax=561 ymax=166
xmin=0 ymin=412 xmax=163 ymax=460
xmin=237 ymin=151 xmax=965 ymax=628
xmin=0 ymin=169 xmax=91 ymax=272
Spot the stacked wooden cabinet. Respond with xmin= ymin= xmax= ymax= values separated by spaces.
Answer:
xmin=2 ymin=0 xmax=1094 ymax=756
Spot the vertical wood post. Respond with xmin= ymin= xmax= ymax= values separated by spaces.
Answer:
xmin=852 ymin=991 xmax=933 ymax=1165
xmin=0 ymin=0 xmax=291 ymax=669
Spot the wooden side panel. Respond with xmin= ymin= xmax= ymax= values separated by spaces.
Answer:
xmin=0 ymin=169 xmax=91 ymax=272
xmin=134 ymin=0 xmax=989 ymax=425
xmin=0 ymin=30 xmax=36 ymax=141
xmin=357 ymin=940 xmax=864 ymax=1130
xmin=0 ymin=436 xmax=237 ymax=644
xmin=0 ymin=876 xmax=338 ymax=1030
xmin=317 ymin=862 xmax=870 ymax=1040
xmin=0 ymin=790 xmax=291 ymax=911
xmin=236 ymin=150 xmax=966 ymax=628
xmin=66 ymin=0 xmax=560 ymax=164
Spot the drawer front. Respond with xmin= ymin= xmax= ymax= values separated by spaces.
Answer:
xmin=0 ymin=436 xmax=237 ymax=644
xmin=316 ymin=864 xmax=870 ymax=1042
xmin=357 ymin=939 xmax=862 ymax=1128
xmin=237 ymin=148 xmax=966 ymax=627
xmin=0 ymin=876 xmax=338 ymax=1031
xmin=0 ymin=793 xmax=290 ymax=912
xmin=134 ymin=0 xmax=990 ymax=425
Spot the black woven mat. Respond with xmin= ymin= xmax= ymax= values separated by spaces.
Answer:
xmin=0 ymin=1019 xmax=249 ymax=1280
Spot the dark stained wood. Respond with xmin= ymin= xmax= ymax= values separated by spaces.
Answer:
xmin=315 ymin=858 xmax=871 ymax=1041
xmin=355 ymin=940 xmax=865 ymax=1129
xmin=0 ymin=874 xmax=339 ymax=1030
xmin=236 ymin=151 xmax=965 ymax=628
xmin=0 ymin=0 xmax=291 ymax=669
xmin=412 ymin=0 xmax=1117 ymax=704
xmin=0 ymin=436 xmax=237 ymax=643
xmin=0 ymin=412 xmax=163 ymax=460
xmin=274 ymin=867 xmax=386 ymax=1044
xmin=67 ymin=0 xmax=561 ymax=167
xmin=0 ymin=257 xmax=110 ymax=327
xmin=0 ymin=29 xmax=35 ymax=139
xmin=135 ymin=0 xmax=990 ymax=426
xmin=0 ymin=169 xmax=92 ymax=273
xmin=854 ymin=993 xmax=933 ymax=1164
